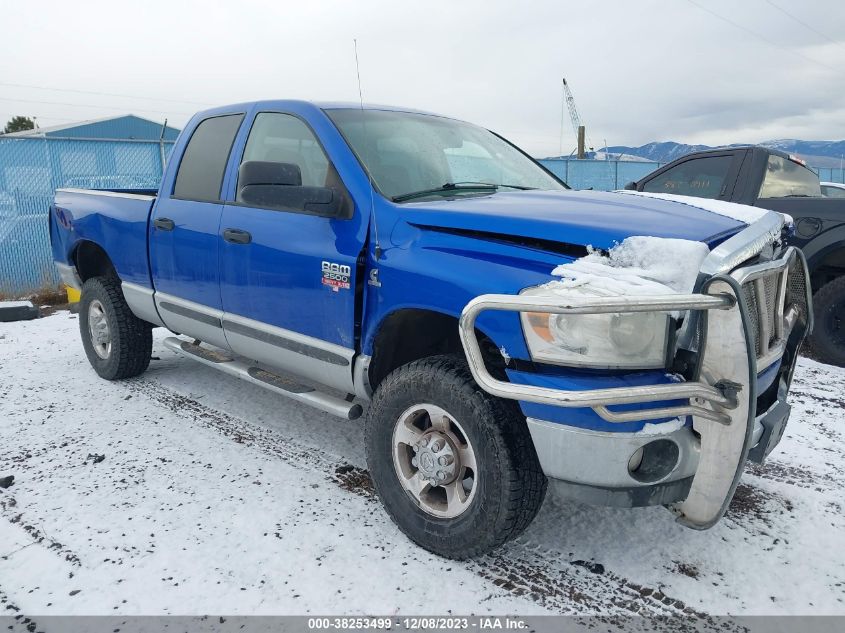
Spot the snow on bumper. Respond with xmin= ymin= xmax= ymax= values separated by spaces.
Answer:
xmin=459 ymin=245 xmax=812 ymax=527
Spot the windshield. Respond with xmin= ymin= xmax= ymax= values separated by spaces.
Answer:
xmin=326 ymin=109 xmax=566 ymax=201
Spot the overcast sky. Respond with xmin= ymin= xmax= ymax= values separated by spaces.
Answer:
xmin=2 ymin=0 xmax=844 ymax=156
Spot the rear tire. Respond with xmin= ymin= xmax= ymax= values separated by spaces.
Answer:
xmin=365 ymin=355 xmax=547 ymax=559
xmin=808 ymin=277 xmax=845 ymax=367
xmin=79 ymin=276 xmax=152 ymax=380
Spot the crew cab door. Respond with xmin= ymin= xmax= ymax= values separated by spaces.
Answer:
xmin=218 ymin=110 xmax=366 ymax=392
xmin=149 ymin=112 xmax=244 ymax=349
xmin=638 ymin=151 xmax=745 ymax=201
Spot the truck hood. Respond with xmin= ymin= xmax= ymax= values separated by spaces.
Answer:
xmin=399 ymin=190 xmax=746 ymax=251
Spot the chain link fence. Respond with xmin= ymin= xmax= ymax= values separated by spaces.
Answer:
xmin=1 ymin=145 xmax=842 ymax=296
xmin=0 ymin=137 xmax=174 ymax=296
xmin=538 ymin=159 xmax=666 ymax=190
xmin=816 ymin=167 xmax=845 ymax=183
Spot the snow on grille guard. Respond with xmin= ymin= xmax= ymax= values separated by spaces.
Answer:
xmin=458 ymin=246 xmax=812 ymax=528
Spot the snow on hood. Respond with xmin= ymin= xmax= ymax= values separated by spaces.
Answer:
xmin=617 ymin=190 xmax=772 ymax=225
xmin=546 ymin=235 xmax=711 ymax=298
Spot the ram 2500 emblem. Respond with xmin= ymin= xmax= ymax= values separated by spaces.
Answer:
xmin=321 ymin=261 xmax=351 ymax=291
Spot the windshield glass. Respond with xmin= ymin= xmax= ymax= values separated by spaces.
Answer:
xmin=326 ymin=109 xmax=566 ymax=201
xmin=759 ymin=155 xmax=821 ymax=198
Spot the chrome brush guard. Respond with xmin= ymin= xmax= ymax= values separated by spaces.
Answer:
xmin=458 ymin=244 xmax=812 ymax=528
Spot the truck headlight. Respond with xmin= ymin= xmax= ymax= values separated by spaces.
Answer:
xmin=519 ymin=286 xmax=673 ymax=370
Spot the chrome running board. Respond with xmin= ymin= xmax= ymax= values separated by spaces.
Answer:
xmin=163 ymin=337 xmax=363 ymax=420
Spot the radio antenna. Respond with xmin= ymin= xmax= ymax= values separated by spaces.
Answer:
xmin=354 ymin=38 xmax=382 ymax=260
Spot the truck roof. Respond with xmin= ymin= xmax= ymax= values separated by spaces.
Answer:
xmin=674 ymin=144 xmax=792 ymax=160
xmin=190 ymin=99 xmax=455 ymax=123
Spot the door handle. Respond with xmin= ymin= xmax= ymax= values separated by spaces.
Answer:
xmin=223 ymin=228 xmax=252 ymax=244
xmin=153 ymin=217 xmax=175 ymax=231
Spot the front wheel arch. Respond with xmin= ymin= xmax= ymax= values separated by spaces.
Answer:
xmin=807 ymin=276 xmax=845 ymax=367
xmin=367 ymin=308 xmax=510 ymax=392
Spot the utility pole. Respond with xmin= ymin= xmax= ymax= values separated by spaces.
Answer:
xmin=577 ymin=125 xmax=586 ymax=159
xmin=159 ymin=118 xmax=168 ymax=171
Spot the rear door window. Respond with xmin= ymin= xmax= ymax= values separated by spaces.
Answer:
xmin=173 ymin=114 xmax=244 ymax=201
xmin=641 ymin=155 xmax=734 ymax=199
xmin=759 ymin=155 xmax=821 ymax=198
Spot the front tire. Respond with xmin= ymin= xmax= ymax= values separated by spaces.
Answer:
xmin=808 ymin=276 xmax=845 ymax=367
xmin=79 ymin=276 xmax=152 ymax=380
xmin=365 ymin=355 xmax=547 ymax=559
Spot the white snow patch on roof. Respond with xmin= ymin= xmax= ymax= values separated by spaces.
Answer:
xmin=546 ymin=236 xmax=710 ymax=299
xmin=616 ymin=190 xmax=770 ymax=225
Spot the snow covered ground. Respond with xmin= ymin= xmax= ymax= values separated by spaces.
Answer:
xmin=1 ymin=312 xmax=844 ymax=622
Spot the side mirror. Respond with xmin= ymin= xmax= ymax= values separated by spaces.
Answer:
xmin=623 ymin=181 xmax=638 ymax=191
xmin=239 ymin=160 xmax=302 ymax=188
xmin=237 ymin=161 xmax=345 ymax=218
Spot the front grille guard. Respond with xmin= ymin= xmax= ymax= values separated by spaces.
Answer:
xmin=458 ymin=247 xmax=810 ymax=427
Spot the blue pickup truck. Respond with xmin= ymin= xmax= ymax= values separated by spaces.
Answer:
xmin=50 ymin=100 xmax=812 ymax=559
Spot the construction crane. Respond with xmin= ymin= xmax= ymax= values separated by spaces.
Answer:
xmin=561 ymin=78 xmax=587 ymax=159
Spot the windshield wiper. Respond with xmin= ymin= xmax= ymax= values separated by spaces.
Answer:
xmin=391 ymin=181 xmax=538 ymax=202
xmin=392 ymin=182 xmax=498 ymax=203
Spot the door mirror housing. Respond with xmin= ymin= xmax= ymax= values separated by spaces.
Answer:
xmin=237 ymin=161 xmax=347 ymax=218
xmin=239 ymin=160 xmax=302 ymax=188
xmin=623 ymin=181 xmax=638 ymax=191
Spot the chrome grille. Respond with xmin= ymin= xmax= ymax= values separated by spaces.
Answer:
xmin=742 ymin=284 xmax=760 ymax=353
xmin=762 ymin=275 xmax=778 ymax=347
xmin=732 ymin=248 xmax=806 ymax=369
xmin=786 ymin=257 xmax=809 ymax=319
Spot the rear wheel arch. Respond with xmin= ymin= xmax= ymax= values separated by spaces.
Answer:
xmin=74 ymin=241 xmax=117 ymax=283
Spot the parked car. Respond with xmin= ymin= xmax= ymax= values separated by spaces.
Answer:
xmin=626 ymin=146 xmax=845 ymax=366
xmin=821 ymin=181 xmax=845 ymax=198
xmin=50 ymin=102 xmax=810 ymax=558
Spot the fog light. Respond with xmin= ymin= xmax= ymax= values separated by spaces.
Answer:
xmin=628 ymin=439 xmax=680 ymax=483
xmin=628 ymin=447 xmax=644 ymax=472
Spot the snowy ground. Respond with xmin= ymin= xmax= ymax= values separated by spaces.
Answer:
xmin=1 ymin=311 xmax=844 ymax=622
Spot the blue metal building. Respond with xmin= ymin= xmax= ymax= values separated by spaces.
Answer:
xmin=0 ymin=116 xmax=180 ymax=295
xmin=2 ymin=114 xmax=180 ymax=141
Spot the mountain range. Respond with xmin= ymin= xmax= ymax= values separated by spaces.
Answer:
xmin=600 ymin=140 xmax=845 ymax=168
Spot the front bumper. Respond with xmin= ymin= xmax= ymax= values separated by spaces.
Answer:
xmin=459 ymin=244 xmax=812 ymax=528
xmin=526 ymin=377 xmax=794 ymax=509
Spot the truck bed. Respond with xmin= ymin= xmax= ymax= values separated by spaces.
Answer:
xmin=50 ymin=187 xmax=157 ymax=288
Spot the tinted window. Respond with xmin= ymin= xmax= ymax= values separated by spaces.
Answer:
xmin=759 ymin=155 xmax=821 ymax=198
xmin=641 ymin=155 xmax=733 ymax=199
xmin=822 ymin=185 xmax=845 ymax=198
xmin=173 ymin=114 xmax=244 ymax=201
